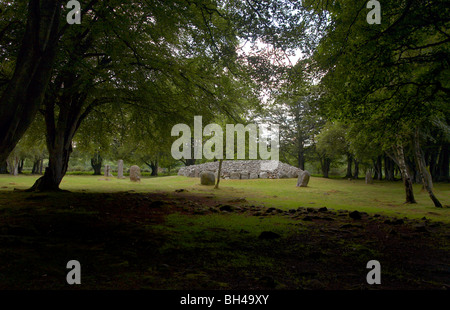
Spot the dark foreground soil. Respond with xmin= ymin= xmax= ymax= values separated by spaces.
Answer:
xmin=0 ymin=190 xmax=449 ymax=290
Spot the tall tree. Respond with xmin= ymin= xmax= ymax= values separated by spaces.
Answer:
xmin=313 ymin=0 xmax=449 ymax=205
xmin=314 ymin=122 xmax=349 ymax=178
xmin=25 ymin=0 xmax=260 ymax=191
xmin=0 ymin=0 xmax=63 ymax=163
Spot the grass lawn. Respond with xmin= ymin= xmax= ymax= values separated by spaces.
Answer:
xmin=0 ymin=174 xmax=449 ymax=290
xmin=1 ymin=174 xmax=448 ymax=222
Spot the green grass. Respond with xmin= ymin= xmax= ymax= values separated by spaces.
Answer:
xmin=0 ymin=174 xmax=449 ymax=222
xmin=0 ymin=174 xmax=448 ymax=290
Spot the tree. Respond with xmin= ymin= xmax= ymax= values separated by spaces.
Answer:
xmin=314 ymin=122 xmax=350 ymax=178
xmin=214 ymin=159 xmax=223 ymax=189
xmin=313 ymin=0 xmax=449 ymax=205
xmin=90 ymin=151 xmax=102 ymax=175
xmin=17 ymin=0 xmax=324 ymax=191
xmin=0 ymin=0 xmax=63 ymax=163
xmin=267 ymin=91 xmax=324 ymax=170
xmin=27 ymin=0 xmax=243 ymax=191
xmin=414 ymin=127 xmax=442 ymax=207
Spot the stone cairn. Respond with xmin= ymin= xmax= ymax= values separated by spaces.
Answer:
xmin=178 ymin=160 xmax=302 ymax=180
xmin=130 ymin=165 xmax=141 ymax=182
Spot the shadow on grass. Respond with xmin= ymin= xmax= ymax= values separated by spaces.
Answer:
xmin=0 ymin=190 xmax=448 ymax=290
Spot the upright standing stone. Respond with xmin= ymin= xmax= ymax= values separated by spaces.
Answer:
xmin=365 ymin=171 xmax=373 ymax=184
xmin=130 ymin=165 xmax=141 ymax=182
xmin=296 ymin=170 xmax=311 ymax=187
xmin=117 ymin=160 xmax=124 ymax=179
xmin=104 ymin=165 xmax=113 ymax=177
xmin=200 ymin=171 xmax=215 ymax=185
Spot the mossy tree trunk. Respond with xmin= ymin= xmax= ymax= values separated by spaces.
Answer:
xmin=414 ymin=128 xmax=442 ymax=208
xmin=0 ymin=0 xmax=62 ymax=163
xmin=215 ymin=159 xmax=223 ymax=189
xmin=392 ymin=144 xmax=416 ymax=204
xmin=91 ymin=152 xmax=102 ymax=175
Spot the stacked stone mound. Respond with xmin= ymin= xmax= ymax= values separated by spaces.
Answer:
xmin=178 ymin=160 xmax=301 ymax=179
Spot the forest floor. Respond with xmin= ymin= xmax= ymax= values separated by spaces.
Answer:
xmin=0 ymin=176 xmax=449 ymax=290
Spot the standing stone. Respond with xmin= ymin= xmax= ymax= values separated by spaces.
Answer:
xmin=200 ymin=171 xmax=215 ymax=185
xmin=230 ymin=172 xmax=240 ymax=179
xmin=130 ymin=165 xmax=141 ymax=182
xmin=117 ymin=160 xmax=124 ymax=179
xmin=104 ymin=165 xmax=113 ymax=177
xmin=297 ymin=170 xmax=311 ymax=187
xmin=365 ymin=171 xmax=373 ymax=184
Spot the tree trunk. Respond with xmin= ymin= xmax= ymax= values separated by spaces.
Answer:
xmin=321 ymin=157 xmax=331 ymax=178
xmin=184 ymin=158 xmax=196 ymax=166
xmin=150 ymin=161 xmax=158 ymax=176
xmin=0 ymin=161 xmax=8 ymax=174
xmin=144 ymin=160 xmax=159 ymax=176
xmin=7 ymin=156 xmax=19 ymax=176
xmin=215 ymin=159 xmax=223 ymax=189
xmin=28 ymin=92 xmax=86 ymax=191
xmin=414 ymin=128 xmax=442 ymax=208
xmin=32 ymin=159 xmax=39 ymax=174
xmin=28 ymin=142 xmax=72 ymax=192
xmin=437 ymin=142 xmax=449 ymax=182
xmin=428 ymin=147 xmax=439 ymax=180
xmin=18 ymin=159 xmax=24 ymax=174
xmin=0 ymin=0 xmax=62 ymax=163
xmin=405 ymin=156 xmax=420 ymax=184
xmin=353 ymin=159 xmax=359 ymax=179
xmin=392 ymin=144 xmax=416 ymax=204
xmin=345 ymin=154 xmax=353 ymax=178
xmin=38 ymin=159 xmax=44 ymax=175
xmin=373 ymin=155 xmax=382 ymax=180
xmin=384 ymin=154 xmax=395 ymax=181
xmin=91 ymin=153 xmax=102 ymax=175
xmin=297 ymin=146 xmax=305 ymax=170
